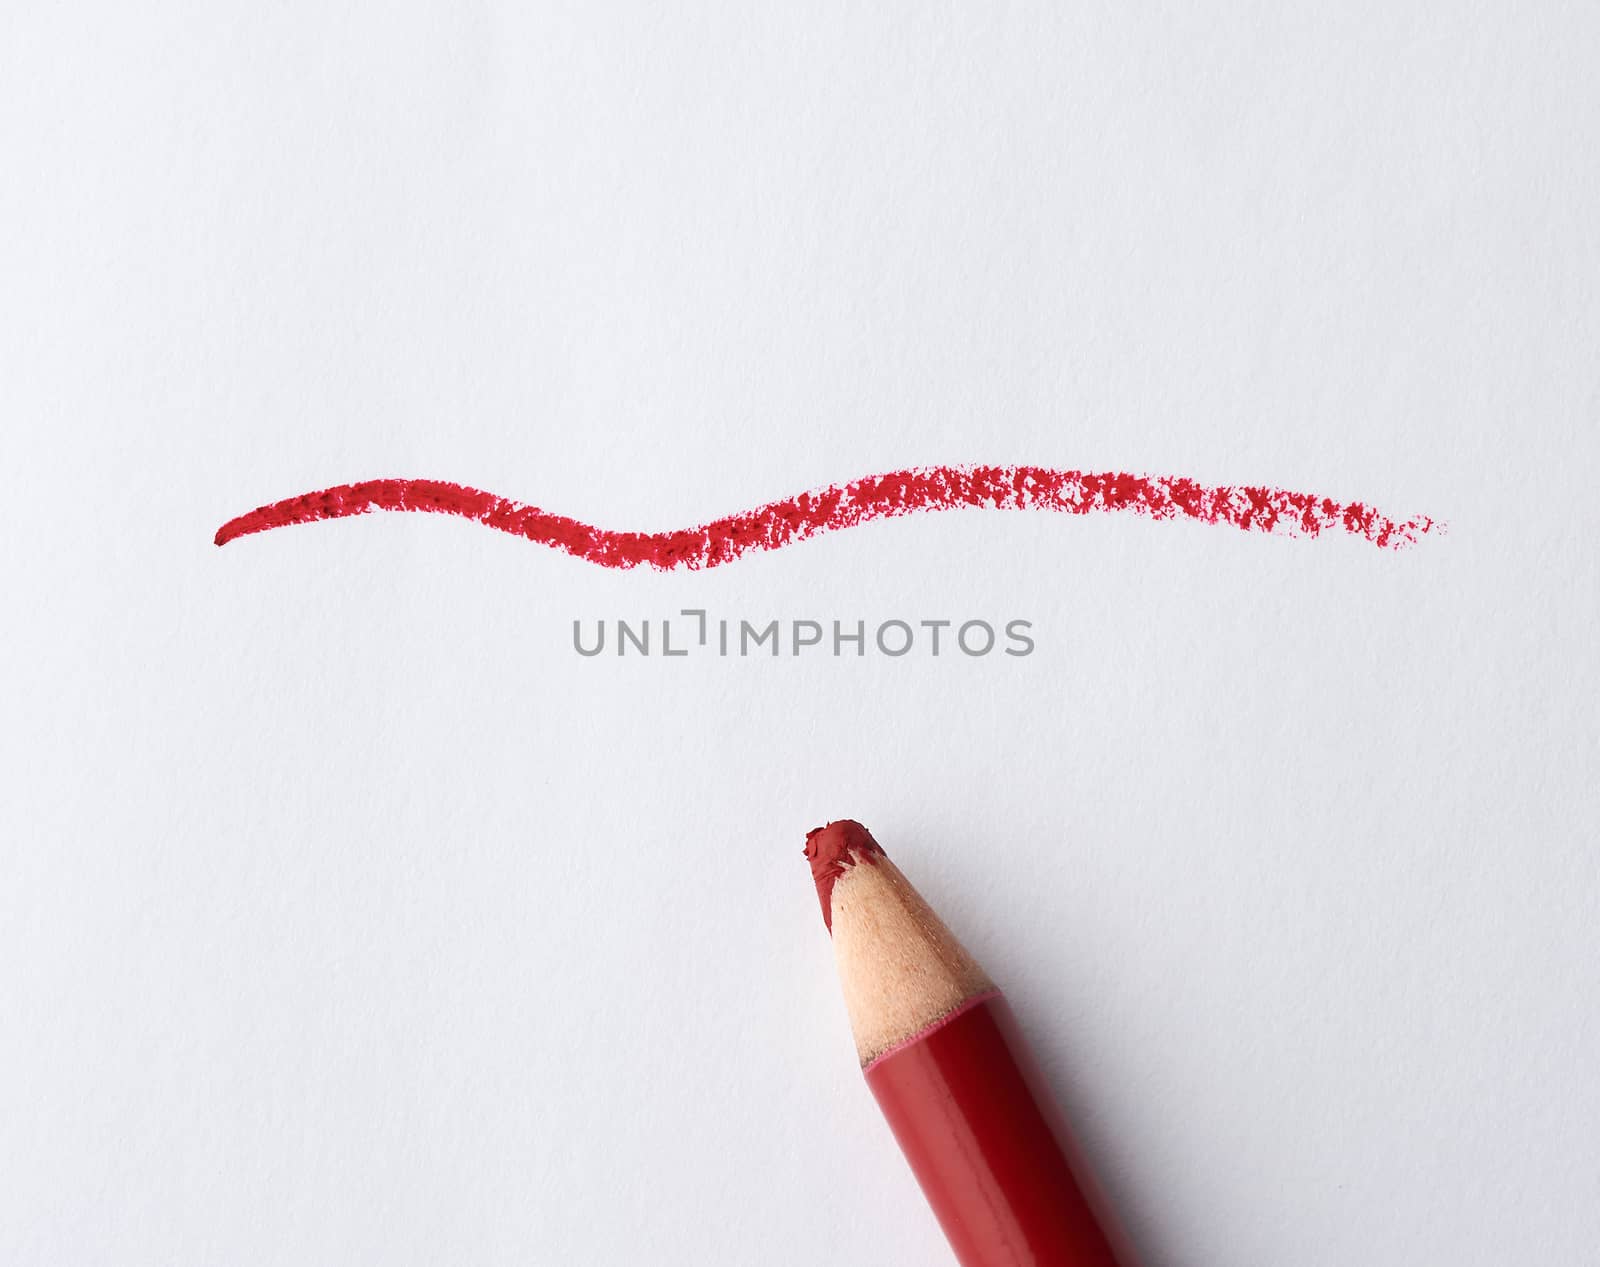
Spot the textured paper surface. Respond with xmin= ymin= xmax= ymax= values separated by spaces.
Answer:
xmin=4 ymin=5 xmax=1598 ymax=1264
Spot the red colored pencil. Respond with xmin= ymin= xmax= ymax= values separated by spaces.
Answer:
xmin=805 ymin=820 xmax=1139 ymax=1267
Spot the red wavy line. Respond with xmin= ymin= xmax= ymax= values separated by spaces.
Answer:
xmin=213 ymin=466 xmax=1439 ymax=568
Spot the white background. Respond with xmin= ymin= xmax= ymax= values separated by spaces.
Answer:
xmin=4 ymin=4 xmax=1598 ymax=1264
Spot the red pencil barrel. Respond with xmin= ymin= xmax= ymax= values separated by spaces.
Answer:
xmin=864 ymin=996 xmax=1134 ymax=1267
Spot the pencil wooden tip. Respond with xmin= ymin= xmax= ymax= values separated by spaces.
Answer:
xmin=804 ymin=819 xmax=885 ymax=932
xmin=810 ymin=826 xmax=995 ymax=1065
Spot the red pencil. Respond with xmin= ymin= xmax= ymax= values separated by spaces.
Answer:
xmin=805 ymin=820 xmax=1139 ymax=1267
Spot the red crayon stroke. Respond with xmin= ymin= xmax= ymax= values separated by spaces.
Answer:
xmin=213 ymin=465 xmax=1439 ymax=567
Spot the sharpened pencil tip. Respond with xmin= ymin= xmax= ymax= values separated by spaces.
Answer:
xmin=803 ymin=819 xmax=886 ymax=933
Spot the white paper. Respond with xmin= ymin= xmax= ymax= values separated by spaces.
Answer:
xmin=4 ymin=5 xmax=1598 ymax=1264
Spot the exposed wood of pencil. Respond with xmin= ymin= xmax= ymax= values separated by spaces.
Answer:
xmin=829 ymin=853 xmax=994 ymax=1066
